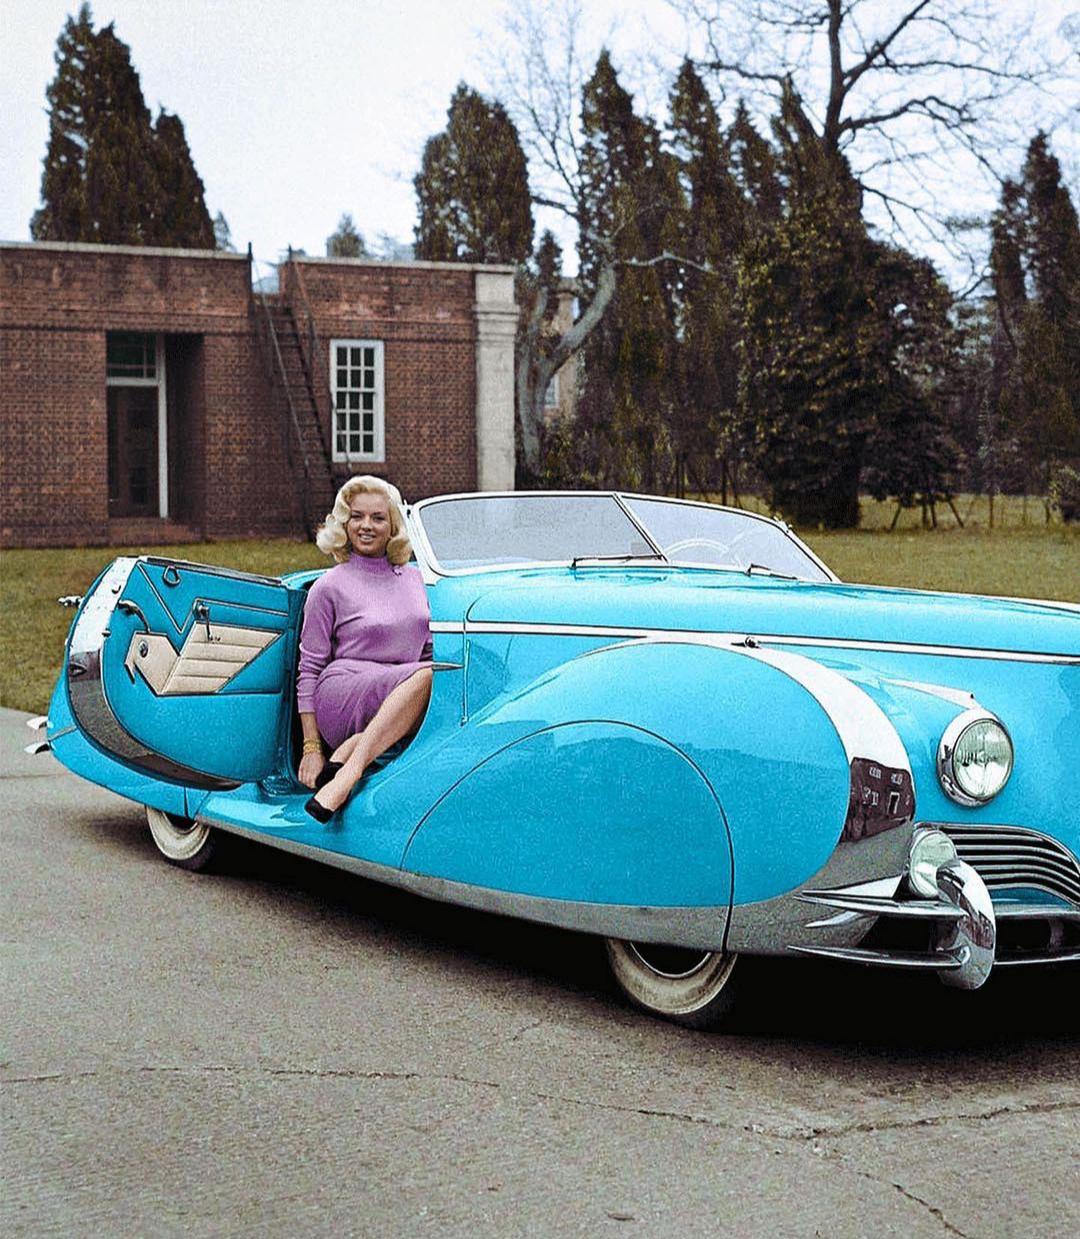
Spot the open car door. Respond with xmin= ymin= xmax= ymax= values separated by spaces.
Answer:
xmin=67 ymin=557 xmax=297 ymax=789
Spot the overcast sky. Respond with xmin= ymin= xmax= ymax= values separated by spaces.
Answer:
xmin=1 ymin=0 xmax=1076 ymax=285
xmin=0 ymin=0 xmax=683 ymax=274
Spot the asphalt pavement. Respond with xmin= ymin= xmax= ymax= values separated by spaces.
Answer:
xmin=2 ymin=706 xmax=1077 ymax=1238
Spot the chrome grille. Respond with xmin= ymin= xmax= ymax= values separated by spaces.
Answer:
xmin=936 ymin=824 xmax=1080 ymax=908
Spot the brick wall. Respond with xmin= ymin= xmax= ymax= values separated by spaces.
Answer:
xmin=288 ymin=258 xmax=478 ymax=504
xmin=0 ymin=243 xmax=297 ymax=546
xmin=1 ymin=243 xmax=502 ymax=548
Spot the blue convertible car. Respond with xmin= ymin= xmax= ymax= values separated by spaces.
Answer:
xmin=34 ymin=492 xmax=1080 ymax=1027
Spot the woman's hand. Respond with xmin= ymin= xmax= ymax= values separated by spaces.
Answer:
xmin=298 ymin=751 xmax=326 ymax=789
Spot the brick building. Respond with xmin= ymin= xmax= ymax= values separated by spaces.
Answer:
xmin=0 ymin=241 xmax=517 ymax=548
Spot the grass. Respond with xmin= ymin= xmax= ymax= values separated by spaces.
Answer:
xmin=2 ymin=509 xmax=1077 ymax=716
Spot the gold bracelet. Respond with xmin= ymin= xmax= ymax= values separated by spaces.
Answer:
xmin=302 ymin=739 xmax=322 ymax=755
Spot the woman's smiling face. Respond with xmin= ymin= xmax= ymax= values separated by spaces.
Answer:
xmin=345 ymin=492 xmax=392 ymax=558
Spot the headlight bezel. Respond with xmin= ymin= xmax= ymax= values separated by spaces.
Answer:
xmin=937 ymin=708 xmax=1014 ymax=807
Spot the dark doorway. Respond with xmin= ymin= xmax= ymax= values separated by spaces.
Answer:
xmin=107 ymin=386 xmax=159 ymax=517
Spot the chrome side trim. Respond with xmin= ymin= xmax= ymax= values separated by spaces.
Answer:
xmin=423 ymin=619 xmax=1080 ymax=665
xmin=198 ymin=815 xmax=730 ymax=949
xmin=996 ymin=950 xmax=1080 ymax=967
xmin=797 ymin=891 xmax=966 ymax=920
xmin=791 ymin=945 xmax=965 ymax=970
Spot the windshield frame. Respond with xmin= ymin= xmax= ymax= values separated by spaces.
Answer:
xmin=405 ymin=490 xmax=838 ymax=584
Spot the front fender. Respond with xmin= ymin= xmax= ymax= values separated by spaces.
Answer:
xmin=447 ymin=639 xmax=913 ymax=908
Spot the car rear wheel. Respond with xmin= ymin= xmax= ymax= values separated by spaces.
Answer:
xmin=605 ymin=939 xmax=738 ymax=1030
xmin=145 ymin=806 xmax=217 ymax=872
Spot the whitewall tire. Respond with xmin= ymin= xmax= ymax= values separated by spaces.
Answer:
xmin=605 ymin=939 xmax=738 ymax=1030
xmin=145 ymin=806 xmax=217 ymax=872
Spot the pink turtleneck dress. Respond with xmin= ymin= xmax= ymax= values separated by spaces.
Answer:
xmin=296 ymin=553 xmax=432 ymax=749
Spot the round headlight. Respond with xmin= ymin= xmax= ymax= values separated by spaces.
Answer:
xmin=908 ymin=828 xmax=958 ymax=898
xmin=938 ymin=710 xmax=1013 ymax=807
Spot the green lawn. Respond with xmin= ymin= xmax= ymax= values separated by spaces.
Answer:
xmin=2 ymin=517 xmax=1077 ymax=716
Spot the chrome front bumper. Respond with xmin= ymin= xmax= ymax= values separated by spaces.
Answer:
xmin=793 ymin=858 xmax=996 ymax=990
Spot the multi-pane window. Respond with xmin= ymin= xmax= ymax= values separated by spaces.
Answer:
xmin=331 ymin=339 xmax=384 ymax=461
xmin=106 ymin=332 xmax=157 ymax=380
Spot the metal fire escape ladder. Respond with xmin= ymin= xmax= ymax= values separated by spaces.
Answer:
xmin=251 ymin=262 xmax=336 ymax=538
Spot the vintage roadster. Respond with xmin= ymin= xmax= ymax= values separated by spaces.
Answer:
xmin=32 ymin=492 xmax=1080 ymax=1027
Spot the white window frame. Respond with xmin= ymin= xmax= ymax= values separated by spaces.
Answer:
xmin=105 ymin=331 xmax=168 ymax=518
xmin=330 ymin=338 xmax=385 ymax=463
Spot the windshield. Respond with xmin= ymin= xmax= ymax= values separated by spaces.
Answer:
xmin=414 ymin=493 xmax=831 ymax=582
xmin=621 ymin=497 xmax=830 ymax=581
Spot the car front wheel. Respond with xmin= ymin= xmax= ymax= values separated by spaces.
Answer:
xmin=145 ymin=806 xmax=217 ymax=872
xmin=605 ymin=939 xmax=738 ymax=1030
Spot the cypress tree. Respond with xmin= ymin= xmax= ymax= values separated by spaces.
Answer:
xmin=573 ymin=51 xmax=677 ymax=490
xmin=151 ymin=111 xmax=214 ymax=248
xmin=667 ymin=61 xmax=746 ymax=497
xmin=736 ymin=84 xmax=882 ymax=528
xmin=414 ymin=83 xmax=533 ymax=264
xmin=213 ymin=211 xmax=236 ymax=252
xmin=31 ymin=4 xmax=97 ymax=241
xmin=31 ymin=5 xmax=214 ymax=248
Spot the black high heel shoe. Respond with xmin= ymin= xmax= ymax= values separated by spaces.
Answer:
xmin=313 ymin=760 xmax=344 ymax=790
xmin=304 ymin=795 xmax=335 ymax=824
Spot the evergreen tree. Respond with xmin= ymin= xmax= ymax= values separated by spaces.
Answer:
xmin=862 ymin=247 xmax=961 ymax=523
xmin=414 ymin=83 xmax=533 ymax=263
xmin=666 ymin=61 xmax=747 ymax=497
xmin=30 ymin=4 xmax=96 ymax=241
xmin=736 ymin=84 xmax=882 ymax=527
xmin=571 ymin=51 xmax=677 ymax=490
xmin=31 ymin=5 xmax=213 ymax=248
xmin=213 ymin=211 xmax=236 ymax=252
xmin=986 ymin=134 xmax=1080 ymax=495
xmin=326 ymin=213 xmax=367 ymax=258
xmin=151 ymin=110 xmax=214 ymax=248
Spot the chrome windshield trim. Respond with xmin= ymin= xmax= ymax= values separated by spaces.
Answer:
xmin=426 ymin=619 xmax=1080 ymax=664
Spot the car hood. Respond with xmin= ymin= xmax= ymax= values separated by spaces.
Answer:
xmin=462 ymin=568 xmax=1080 ymax=658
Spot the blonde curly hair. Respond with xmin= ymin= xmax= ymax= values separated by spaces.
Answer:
xmin=316 ymin=475 xmax=412 ymax=565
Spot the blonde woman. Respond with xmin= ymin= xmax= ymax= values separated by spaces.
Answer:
xmin=297 ymin=476 xmax=433 ymax=822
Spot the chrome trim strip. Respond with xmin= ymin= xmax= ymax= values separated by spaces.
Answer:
xmin=197 ymin=815 xmax=730 ymax=949
xmin=425 ymin=619 xmax=1080 ymax=665
xmin=797 ymin=891 xmax=966 ymax=920
xmin=995 ymin=950 xmax=1080 ymax=967
xmin=995 ymin=906 xmax=1080 ymax=921
xmin=791 ymin=945 xmax=965 ymax=970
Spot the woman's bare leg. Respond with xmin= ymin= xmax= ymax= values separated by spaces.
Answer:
xmin=313 ymin=668 xmax=433 ymax=813
xmin=328 ymin=732 xmax=364 ymax=765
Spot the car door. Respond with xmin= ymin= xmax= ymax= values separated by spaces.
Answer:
xmin=68 ymin=556 xmax=298 ymax=789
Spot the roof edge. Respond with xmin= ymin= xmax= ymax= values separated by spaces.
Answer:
xmin=0 ymin=240 xmax=249 ymax=261
xmin=293 ymin=255 xmax=517 ymax=274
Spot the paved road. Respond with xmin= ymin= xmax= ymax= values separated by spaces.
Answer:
xmin=2 ymin=707 xmax=1077 ymax=1238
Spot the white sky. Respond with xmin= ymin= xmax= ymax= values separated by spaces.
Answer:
xmin=0 ymin=0 xmax=684 ymax=273
xmin=1 ymin=0 xmax=1076 ymax=286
